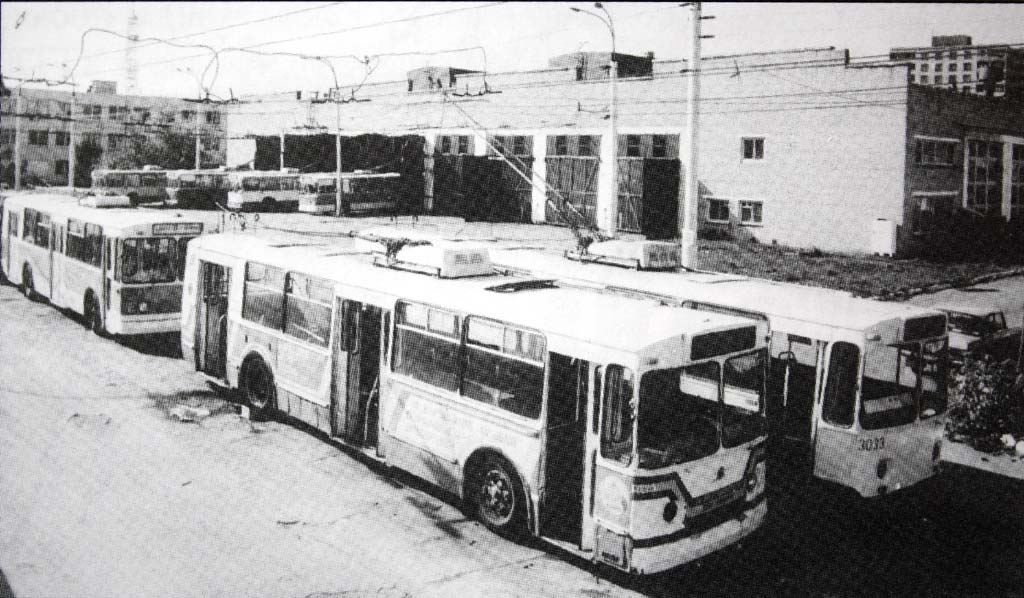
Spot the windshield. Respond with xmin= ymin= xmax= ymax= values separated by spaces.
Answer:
xmin=946 ymin=312 xmax=1004 ymax=336
xmin=120 ymin=237 xmax=192 ymax=284
xmin=861 ymin=342 xmax=922 ymax=430
xmin=638 ymin=362 xmax=721 ymax=469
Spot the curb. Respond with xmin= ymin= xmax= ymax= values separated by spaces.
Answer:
xmin=871 ymin=267 xmax=1024 ymax=302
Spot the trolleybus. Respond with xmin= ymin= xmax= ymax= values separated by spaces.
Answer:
xmin=181 ymin=233 xmax=771 ymax=575
xmin=1 ymin=192 xmax=217 ymax=335
xmin=483 ymin=240 xmax=950 ymax=498
xmin=91 ymin=167 xmax=169 ymax=206
xmin=166 ymin=169 xmax=229 ymax=210
xmin=297 ymin=171 xmax=402 ymax=215
xmin=225 ymin=171 xmax=301 ymax=212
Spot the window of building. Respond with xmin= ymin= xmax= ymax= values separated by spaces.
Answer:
xmin=963 ymin=74 xmax=972 ymax=82
xmin=949 ymin=63 xmax=958 ymax=72
xmin=966 ymin=139 xmax=1004 ymax=215
xmin=55 ymin=160 xmax=68 ymax=177
xmin=457 ymin=135 xmax=470 ymax=155
xmin=108 ymin=105 xmax=127 ymax=121
xmin=80 ymin=132 xmax=102 ymax=147
xmin=107 ymin=134 xmax=122 ymax=149
xmin=28 ymin=130 xmax=48 ymax=146
xmin=976 ymin=84 xmax=985 ymax=93
xmin=742 ymin=137 xmax=764 ymax=160
xmin=0 ymin=129 xmax=15 ymax=145
xmin=935 ymin=63 xmax=943 ymax=72
xmin=554 ymin=135 xmax=568 ymax=156
xmin=205 ymin=111 xmax=220 ymax=125
xmin=963 ymin=62 xmax=971 ymax=71
xmin=512 ymin=135 xmax=530 ymax=156
xmin=52 ymin=131 xmax=70 ymax=146
xmin=921 ymin=63 xmax=929 ymax=72
xmin=181 ymin=110 xmax=196 ymax=122
xmin=964 ymin=50 xmax=973 ymax=59
xmin=203 ymin=136 xmax=221 ymax=152
xmin=739 ymin=200 xmax=763 ymax=225
xmin=161 ymin=110 xmax=176 ymax=123
xmin=707 ymin=198 xmax=730 ymax=223
xmin=625 ymin=134 xmax=642 ymax=157
xmin=242 ymin=262 xmax=286 ymax=330
xmin=652 ymin=135 xmax=668 ymax=158
xmin=908 ymin=63 xmax=916 ymax=71
xmin=439 ymin=136 xmax=452 ymax=154
xmin=948 ymin=75 xmax=957 ymax=84
xmin=578 ymin=135 xmax=595 ymax=157
xmin=915 ymin=138 xmax=958 ymax=166
xmin=82 ymin=104 xmax=102 ymax=119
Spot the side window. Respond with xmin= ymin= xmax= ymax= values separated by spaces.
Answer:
xmin=822 ymin=342 xmax=859 ymax=427
xmin=462 ymin=317 xmax=546 ymax=419
xmin=284 ymin=272 xmax=333 ymax=347
xmin=601 ymin=365 xmax=635 ymax=465
xmin=23 ymin=209 xmax=36 ymax=242
xmin=392 ymin=301 xmax=460 ymax=392
xmin=242 ymin=262 xmax=286 ymax=330
xmin=592 ymin=365 xmax=603 ymax=434
xmin=35 ymin=213 xmax=51 ymax=249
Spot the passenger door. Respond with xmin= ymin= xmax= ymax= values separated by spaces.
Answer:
xmin=331 ymin=299 xmax=382 ymax=447
xmin=541 ymin=353 xmax=590 ymax=545
xmin=197 ymin=261 xmax=231 ymax=379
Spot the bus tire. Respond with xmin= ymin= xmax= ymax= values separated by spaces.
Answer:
xmin=241 ymin=356 xmax=276 ymax=420
xmin=85 ymin=293 xmax=107 ymax=337
xmin=21 ymin=265 xmax=35 ymax=301
xmin=260 ymin=197 xmax=277 ymax=212
xmin=127 ymin=192 xmax=139 ymax=206
xmin=467 ymin=452 xmax=526 ymax=536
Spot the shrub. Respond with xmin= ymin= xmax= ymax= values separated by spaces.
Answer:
xmin=946 ymin=356 xmax=1024 ymax=453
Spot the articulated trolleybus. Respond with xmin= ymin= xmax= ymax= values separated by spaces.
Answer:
xmin=181 ymin=233 xmax=770 ymax=574
xmin=1 ymin=193 xmax=215 ymax=335
xmin=485 ymin=240 xmax=950 ymax=499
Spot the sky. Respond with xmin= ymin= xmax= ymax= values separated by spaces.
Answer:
xmin=2 ymin=2 xmax=1023 ymax=98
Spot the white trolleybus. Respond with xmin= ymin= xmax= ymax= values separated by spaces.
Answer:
xmin=297 ymin=171 xmax=402 ymax=215
xmin=225 ymin=170 xmax=302 ymax=212
xmin=91 ymin=167 xmax=169 ymax=206
xmin=166 ymin=169 xmax=230 ymax=210
xmin=1 ymin=192 xmax=217 ymax=335
xmin=476 ymin=240 xmax=950 ymax=499
xmin=180 ymin=233 xmax=771 ymax=575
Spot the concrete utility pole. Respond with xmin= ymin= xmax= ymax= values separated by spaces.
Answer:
xmin=572 ymin=3 xmax=618 ymax=236
xmin=680 ymin=1 xmax=704 ymax=269
xmin=335 ymin=96 xmax=342 ymax=217
xmin=14 ymin=92 xmax=22 ymax=190
xmin=68 ymin=93 xmax=77 ymax=189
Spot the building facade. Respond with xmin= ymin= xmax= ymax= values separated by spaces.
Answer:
xmin=890 ymin=35 xmax=1024 ymax=101
xmin=226 ymin=47 xmax=1023 ymax=257
xmin=0 ymin=80 xmax=227 ymax=188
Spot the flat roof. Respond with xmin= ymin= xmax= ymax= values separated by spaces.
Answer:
xmin=4 ymin=193 xmax=217 ymax=233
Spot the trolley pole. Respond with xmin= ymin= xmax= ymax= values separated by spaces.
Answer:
xmin=335 ymin=98 xmax=343 ymax=218
xmin=14 ymin=92 xmax=22 ymax=190
xmin=68 ymin=93 xmax=77 ymax=189
xmin=680 ymin=1 xmax=703 ymax=269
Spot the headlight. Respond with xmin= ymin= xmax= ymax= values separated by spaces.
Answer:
xmin=138 ymin=301 xmax=149 ymax=313
xmin=745 ymin=461 xmax=766 ymax=501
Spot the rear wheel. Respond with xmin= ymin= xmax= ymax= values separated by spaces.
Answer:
xmin=21 ymin=265 xmax=35 ymax=301
xmin=242 ymin=357 xmax=276 ymax=420
xmin=471 ymin=454 xmax=526 ymax=536
xmin=261 ymin=197 xmax=278 ymax=212
xmin=85 ymin=294 xmax=107 ymax=337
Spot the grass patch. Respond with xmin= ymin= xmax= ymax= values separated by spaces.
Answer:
xmin=692 ymin=239 xmax=1015 ymax=298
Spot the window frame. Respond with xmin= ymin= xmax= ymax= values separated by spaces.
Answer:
xmin=741 ymin=136 xmax=765 ymax=161
xmin=739 ymin=200 xmax=763 ymax=225
xmin=706 ymin=198 xmax=730 ymax=224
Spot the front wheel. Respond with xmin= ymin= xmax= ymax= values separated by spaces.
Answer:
xmin=21 ymin=266 xmax=35 ymax=301
xmin=242 ymin=358 xmax=276 ymax=420
xmin=472 ymin=455 xmax=525 ymax=536
xmin=85 ymin=295 xmax=107 ymax=337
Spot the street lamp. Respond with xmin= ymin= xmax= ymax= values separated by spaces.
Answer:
xmin=571 ymin=2 xmax=618 ymax=236
xmin=305 ymin=56 xmax=344 ymax=218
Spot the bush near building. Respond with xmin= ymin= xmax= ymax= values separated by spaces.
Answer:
xmin=947 ymin=356 xmax=1024 ymax=453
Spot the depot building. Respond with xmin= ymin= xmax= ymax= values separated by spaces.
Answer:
xmin=224 ymin=47 xmax=1024 ymax=258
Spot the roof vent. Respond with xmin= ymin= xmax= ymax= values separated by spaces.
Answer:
xmin=568 ymin=240 xmax=681 ymax=270
xmin=366 ymin=240 xmax=493 ymax=279
xmin=79 ymin=194 xmax=132 ymax=208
